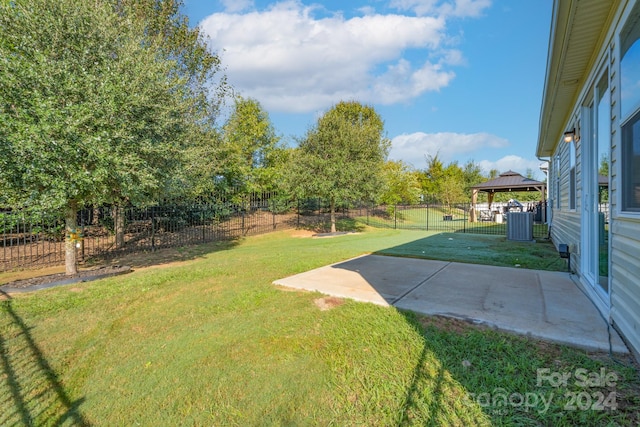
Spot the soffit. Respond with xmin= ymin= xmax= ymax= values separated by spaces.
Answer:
xmin=537 ymin=0 xmax=619 ymax=158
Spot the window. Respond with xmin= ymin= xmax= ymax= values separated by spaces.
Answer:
xmin=622 ymin=113 xmax=640 ymax=211
xmin=621 ymin=6 xmax=640 ymax=212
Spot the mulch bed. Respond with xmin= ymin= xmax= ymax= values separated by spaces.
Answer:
xmin=0 ymin=265 xmax=131 ymax=292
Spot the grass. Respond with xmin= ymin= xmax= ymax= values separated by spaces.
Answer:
xmin=1 ymin=228 xmax=638 ymax=425
xmin=376 ymin=232 xmax=567 ymax=271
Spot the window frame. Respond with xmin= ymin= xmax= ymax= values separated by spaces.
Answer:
xmin=620 ymin=8 xmax=640 ymax=214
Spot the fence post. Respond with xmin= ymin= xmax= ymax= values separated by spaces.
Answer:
xmin=367 ymin=203 xmax=369 ymax=226
xmin=80 ymin=209 xmax=85 ymax=262
xmin=272 ymin=199 xmax=276 ymax=230
xmin=394 ymin=205 xmax=397 ymax=229
xmin=151 ymin=206 xmax=156 ymax=252
xmin=202 ymin=207 xmax=206 ymax=242
xmin=242 ymin=201 xmax=246 ymax=236
xmin=463 ymin=203 xmax=466 ymax=233
xmin=426 ymin=204 xmax=429 ymax=231
xmin=297 ymin=200 xmax=300 ymax=229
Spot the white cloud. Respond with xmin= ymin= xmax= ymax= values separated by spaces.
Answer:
xmin=389 ymin=0 xmax=439 ymax=16
xmin=221 ymin=0 xmax=254 ymax=13
xmin=389 ymin=131 xmax=509 ymax=168
xmin=478 ymin=156 xmax=544 ymax=178
xmin=389 ymin=0 xmax=492 ymax=17
xmin=200 ymin=1 xmax=462 ymax=113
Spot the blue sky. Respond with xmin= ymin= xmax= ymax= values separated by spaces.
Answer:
xmin=183 ymin=0 xmax=552 ymax=178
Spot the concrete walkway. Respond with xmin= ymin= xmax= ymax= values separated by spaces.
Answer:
xmin=274 ymin=254 xmax=628 ymax=353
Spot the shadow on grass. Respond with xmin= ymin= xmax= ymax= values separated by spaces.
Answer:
xmin=0 ymin=290 xmax=89 ymax=426
xmin=394 ymin=311 xmax=640 ymax=425
xmin=294 ymin=217 xmax=367 ymax=234
xmin=398 ymin=335 xmax=452 ymax=426
xmin=374 ymin=232 xmax=565 ymax=271
xmin=90 ymin=239 xmax=241 ymax=270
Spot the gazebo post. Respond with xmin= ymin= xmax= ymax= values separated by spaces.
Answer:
xmin=470 ymin=189 xmax=478 ymax=222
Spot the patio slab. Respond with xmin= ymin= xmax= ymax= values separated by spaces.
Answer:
xmin=274 ymin=254 xmax=628 ymax=353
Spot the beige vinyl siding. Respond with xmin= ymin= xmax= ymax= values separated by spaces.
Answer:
xmin=550 ymin=133 xmax=582 ymax=270
xmin=609 ymin=18 xmax=640 ymax=357
xmin=611 ymin=218 xmax=640 ymax=355
xmin=610 ymin=229 xmax=640 ymax=356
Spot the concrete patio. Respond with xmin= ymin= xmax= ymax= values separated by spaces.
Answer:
xmin=274 ymin=254 xmax=628 ymax=353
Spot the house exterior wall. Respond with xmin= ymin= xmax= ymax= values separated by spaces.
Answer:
xmin=549 ymin=137 xmax=581 ymax=272
xmin=545 ymin=0 xmax=640 ymax=358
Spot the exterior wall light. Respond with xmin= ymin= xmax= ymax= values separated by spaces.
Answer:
xmin=563 ymin=127 xmax=580 ymax=143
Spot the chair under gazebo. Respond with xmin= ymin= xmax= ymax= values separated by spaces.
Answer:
xmin=469 ymin=171 xmax=547 ymax=223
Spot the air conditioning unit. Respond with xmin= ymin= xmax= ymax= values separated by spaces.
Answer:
xmin=507 ymin=212 xmax=534 ymax=241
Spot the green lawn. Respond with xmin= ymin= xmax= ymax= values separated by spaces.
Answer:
xmin=1 ymin=228 xmax=638 ymax=425
xmin=377 ymin=232 xmax=568 ymax=271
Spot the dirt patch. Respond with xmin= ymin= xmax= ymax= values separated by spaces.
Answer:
xmin=312 ymin=231 xmax=357 ymax=238
xmin=314 ymin=296 xmax=345 ymax=311
xmin=289 ymin=230 xmax=315 ymax=238
xmin=289 ymin=229 xmax=359 ymax=239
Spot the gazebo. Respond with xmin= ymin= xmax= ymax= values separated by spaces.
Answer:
xmin=470 ymin=171 xmax=547 ymax=223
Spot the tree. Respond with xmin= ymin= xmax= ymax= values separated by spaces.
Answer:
xmin=420 ymin=154 xmax=445 ymax=203
xmin=114 ymin=0 xmax=226 ymax=121
xmin=163 ymin=125 xmax=224 ymax=202
xmin=461 ymin=160 xmax=486 ymax=203
xmin=0 ymin=0 xmax=224 ymax=273
xmin=289 ymin=101 xmax=390 ymax=232
xmin=599 ymin=153 xmax=610 ymax=177
xmin=218 ymin=96 xmax=283 ymax=199
xmin=380 ymin=161 xmax=421 ymax=206
xmin=440 ymin=162 xmax=466 ymax=210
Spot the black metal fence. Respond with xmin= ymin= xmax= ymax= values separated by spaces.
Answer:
xmin=1 ymin=198 xmax=548 ymax=272
xmin=348 ymin=202 xmax=548 ymax=238
xmin=1 ymin=193 xmax=297 ymax=272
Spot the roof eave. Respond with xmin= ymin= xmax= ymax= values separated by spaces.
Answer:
xmin=536 ymin=0 xmax=619 ymax=158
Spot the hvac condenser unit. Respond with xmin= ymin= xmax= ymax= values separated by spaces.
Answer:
xmin=507 ymin=212 xmax=534 ymax=241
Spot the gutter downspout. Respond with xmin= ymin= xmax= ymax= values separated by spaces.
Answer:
xmin=538 ymin=156 xmax=550 ymax=226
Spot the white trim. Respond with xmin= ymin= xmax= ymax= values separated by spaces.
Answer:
xmin=579 ymin=275 xmax=611 ymax=316
xmin=616 ymin=211 xmax=640 ymax=220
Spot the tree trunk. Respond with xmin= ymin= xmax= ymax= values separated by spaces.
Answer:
xmin=330 ymin=198 xmax=336 ymax=233
xmin=113 ymin=205 xmax=126 ymax=249
xmin=65 ymin=202 xmax=78 ymax=275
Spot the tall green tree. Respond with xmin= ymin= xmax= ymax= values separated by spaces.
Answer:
xmin=440 ymin=162 xmax=466 ymax=209
xmin=218 ymin=97 xmax=283 ymax=199
xmin=420 ymin=154 xmax=445 ymax=203
xmin=0 ymin=0 xmax=223 ymax=273
xmin=380 ymin=161 xmax=421 ymax=206
xmin=289 ymin=101 xmax=390 ymax=232
xmin=115 ymin=0 xmax=226 ymax=121
xmin=461 ymin=160 xmax=486 ymax=202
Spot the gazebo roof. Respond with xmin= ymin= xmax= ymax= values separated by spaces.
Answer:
xmin=472 ymin=170 xmax=546 ymax=193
